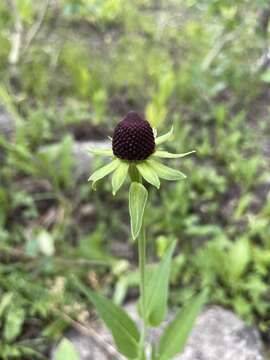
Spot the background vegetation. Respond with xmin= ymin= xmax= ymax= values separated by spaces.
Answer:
xmin=0 ymin=0 xmax=270 ymax=358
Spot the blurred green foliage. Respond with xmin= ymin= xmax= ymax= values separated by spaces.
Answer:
xmin=0 ymin=0 xmax=270 ymax=358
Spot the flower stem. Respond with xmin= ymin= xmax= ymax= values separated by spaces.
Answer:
xmin=138 ymin=220 xmax=147 ymax=359
xmin=129 ymin=165 xmax=147 ymax=359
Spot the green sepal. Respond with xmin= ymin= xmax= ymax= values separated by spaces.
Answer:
xmin=112 ymin=161 xmax=129 ymax=195
xmin=143 ymin=241 xmax=176 ymax=327
xmin=72 ymin=279 xmax=140 ymax=359
xmin=89 ymin=148 xmax=113 ymax=156
xmin=158 ymin=290 xmax=208 ymax=360
xmin=155 ymin=125 xmax=174 ymax=145
xmin=136 ymin=162 xmax=160 ymax=189
xmin=147 ymin=160 xmax=186 ymax=181
xmin=152 ymin=150 xmax=195 ymax=159
xmin=129 ymin=182 xmax=148 ymax=240
xmin=88 ymin=159 xmax=120 ymax=189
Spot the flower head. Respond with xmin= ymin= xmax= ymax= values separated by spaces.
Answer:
xmin=89 ymin=111 xmax=195 ymax=195
xmin=112 ymin=111 xmax=155 ymax=161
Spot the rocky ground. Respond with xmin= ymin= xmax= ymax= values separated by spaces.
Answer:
xmin=51 ymin=304 xmax=266 ymax=360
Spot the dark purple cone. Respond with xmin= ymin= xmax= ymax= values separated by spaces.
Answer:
xmin=112 ymin=111 xmax=155 ymax=161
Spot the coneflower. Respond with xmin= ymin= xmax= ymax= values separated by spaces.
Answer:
xmin=89 ymin=110 xmax=195 ymax=194
xmin=81 ymin=112 xmax=206 ymax=360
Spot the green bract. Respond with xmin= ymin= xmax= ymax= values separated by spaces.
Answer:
xmin=129 ymin=182 xmax=148 ymax=240
xmin=88 ymin=125 xmax=195 ymax=194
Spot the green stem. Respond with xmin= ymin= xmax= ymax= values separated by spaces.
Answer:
xmin=138 ymin=221 xmax=147 ymax=359
xmin=129 ymin=163 xmax=141 ymax=183
xmin=129 ymin=164 xmax=147 ymax=359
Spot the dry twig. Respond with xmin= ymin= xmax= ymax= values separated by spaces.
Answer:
xmin=57 ymin=310 xmax=125 ymax=360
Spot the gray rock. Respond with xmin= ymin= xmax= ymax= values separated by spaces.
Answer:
xmin=40 ymin=140 xmax=111 ymax=181
xmin=178 ymin=306 xmax=264 ymax=360
xmin=72 ymin=140 xmax=111 ymax=180
xmin=52 ymin=305 xmax=265 ymax=360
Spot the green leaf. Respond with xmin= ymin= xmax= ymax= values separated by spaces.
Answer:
xmin=261 ymin=70 xmax=270 ymax=83
xmin=129 ymin=182 xmax=148 ymax=240
xmin=37 ymin=230 xmax=55 ymax=256
xmin=136 ymin=163 xmax=160 ymax=188
xmin=158 ymin=291 xmax=207 ymax=360
xmin=55 ymin=338 xmax=80 ymax=360
xmin=144 ymin=241 xmax=176 ymax=327
xmin=147 ymin=160 xmax=186 ymax=181
xmin=0 ymin=293 xmax=13 ymax=318
xmin=155 ymin=126 xmax=174 ymax=145
xmin=88 ymin=159 xmax=120 ymax=188
xmin=73 ymin=280 xmax=140 ymax=359
xmin=4 ymin=306 xmax=25 ymax=342
xmin=89 ymin=148 xmax=113 ymax=156
xmin=112 ymin=161 xmax=129 ymax=195
xmin=228 ymin=237 xmax=251 ymax=279
xmin=153 ymin=150 xmax=195 ymax=158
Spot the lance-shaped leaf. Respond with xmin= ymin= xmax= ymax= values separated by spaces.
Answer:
xmin=129 ymin=182 xmax=148 ymax=240
xmin=89 ymin=148 xmax=113 ymax=156
xmin=158 ymin=290 xmax=208 ymax=360
xmin=88 ymin=159 xmax=120 ymax=189
xmin=73 ymin=280 xmax=140 ymax=359
xmin=153 ymin=150 xmax=195 ymax=159
xmin=136 ymin=162 xmax=160 ymax=188
xmin=144 ymin=241 xmax=176 ymax=327
xmin=55 ymin=338 xmax=80 ymax=360
xmin=112 ymin=161 xmax=129 ymax=195
xmin=155 ymin=125 xmax=174 ymax=145
xmin=147 ymin=160 xmax=186 ymax=181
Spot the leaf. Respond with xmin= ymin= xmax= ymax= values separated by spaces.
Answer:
xmin=147 ymin=160 xmax=186 ymax=181
xmin=155 ymin=126 xmax=174 ymax=145
xmin=129 ymin=182 xmax=148 ymax=240
xmin=73 ymin=280 xmax=140 ymax=359
xmin=37 ymin=230 xmax=55 ymax=256
xmin=136 ymin=163 xmax=160 ymax=188
xmin=228 ymin=237 xmax=251 ymax=279
xmin=144 ymin=241 xmax=176 ymax=327
xmin=158 ymin=291 xmax=207 ymax=360
xmin=43 ymin=319 xmax=68 ymax=338
xmin=0 ymin=293 xmax=13 ymax=318
xmin=112 ymin=161 xmax=129 ymax=195
xmin=89 ymin=148 xmax=113 ymax=156
xmin=261 ymin=70 xmax=270 ymax=83
xmin=88 ymin=159 xmax=120 ymax=188
xmin=55 ymin=338 xmax=80 ymax=360
xmin=153 ymin=150 xmax=196 ymax=159
xmin=4 ymin=306 xmax=25 ymax=342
